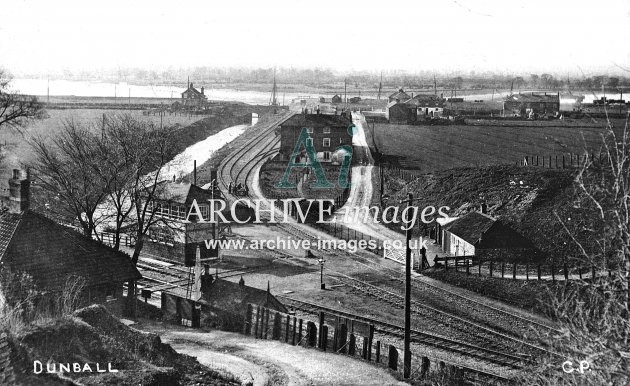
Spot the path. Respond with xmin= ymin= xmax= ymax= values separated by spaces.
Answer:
xmin=138 ymin=321 xmax=406 ymax=386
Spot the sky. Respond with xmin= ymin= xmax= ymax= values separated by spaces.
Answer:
xmin=1 ymin=0 xmax=629 ymax=76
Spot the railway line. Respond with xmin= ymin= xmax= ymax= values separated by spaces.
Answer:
xmin=278 ymin=296 xmax=515 ymax=381
xmin=324 ymin=269 xmax=552 ymax=357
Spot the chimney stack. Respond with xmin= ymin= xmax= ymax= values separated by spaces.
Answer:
xmin=8 ymin=169 xmax=30 ymax=214
xmin=201 ymin=86 xmax=204 ymax=95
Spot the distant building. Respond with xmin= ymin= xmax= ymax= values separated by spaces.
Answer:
xmin=349 ymin=96 xmax=362 ymax=103
xmin=319 ymin=96 xmax=326 ymax=103
xmin=386 ymin=101 xmax=417 ymax=124
xmin=0 ymin=169 xmax=140 ymax=304
xmin=406 ymin=94 xmax=445 ymax=117
xmin=331 ymin=94 xmax=342 ymax=104
xmin=388 ymin=88 xmax=411 ymax=103
xmin=181 ymin=82 xmax=208 ymax=108
xmin=503 ymin=92 xmax=560 ymax=118
xmin=439 ymin=211 xmax=538 ymax=261
xmin=278 ymin=113 xmax=353 ymax=164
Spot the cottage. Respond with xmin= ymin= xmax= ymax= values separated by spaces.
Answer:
xmin=406 ymin=94 xmax=445 ymax=117
xmin=0 ymin=170 xmax=140 ymax=304
xmin=278 ymin=113 xmax=354 ymax=164
xmin=331 ymin=94 xmax=342 ymax=104
xmin=386 ymin=101 xmax=417 ymax=124
xmin=503 ymin=92 xmax=560 ymax=118
xmin=388 ymin=88 xmax=411 ymax=103
xmin=440 ymin=211 xmax=538 ymax=261
xmin=181 ymin=82 xmax=208 ymax=108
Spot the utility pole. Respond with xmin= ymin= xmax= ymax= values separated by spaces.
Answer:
xmin=344 ymin=79 xmax=348 ymax=108
xmin=47 ymin=78 xmax=50 ymax=104
xmin=401 ymin=192 xmax=413 ymax=378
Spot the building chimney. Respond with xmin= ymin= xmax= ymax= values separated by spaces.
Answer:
xmin=190 ymin=82 xmax=194 ymax=90
xmin=479 ymin=202 xmax=488 ymax=214
xmin=8 ymin=169 xmax=30 ymax=214
xmin=201 ymin=86 xmax=204 ymax=95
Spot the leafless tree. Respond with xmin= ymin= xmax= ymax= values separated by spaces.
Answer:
xmin=0 ymin=70 xmax=43 ymax=132
xmin=30 ymin=120 xmax=108 ymax=237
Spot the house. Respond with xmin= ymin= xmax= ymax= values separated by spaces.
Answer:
xmin=388 ymin=88 xmax=411 ymax=103
xmin=503 ymin=92 xmax=560 ymax=118
xmin=443 ymin=100 xmax=503 ymax=117
xmin=198 ymin=274 xmax=287 ymax=331
xmin=349 ymin=96 xmax=361 ymax=103
xmin=181 ymin=82 xmax=208 ymax=108
xmin=386 ymin=101 xmax=417 ymax=124
xmin=143 ymin=181 xmax=226 ymax=265
xmin=440 ymin=211 xmax=539 ymax=261
xmin=331 ymin=94 xmax=342 ymax=104
xmin=406 ymin=94 xmax=445 ymax=117
xmin=0 ymin=170 xmax=141 ymax=304
xmin=278 ymin=113 xmax=354 ymax=164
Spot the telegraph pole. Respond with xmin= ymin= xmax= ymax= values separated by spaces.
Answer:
xmin=402 ymin=192 xmax=413 ymax=378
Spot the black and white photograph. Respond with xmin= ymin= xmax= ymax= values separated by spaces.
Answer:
xmin=0 ymin=1 xmax=629 ymax=384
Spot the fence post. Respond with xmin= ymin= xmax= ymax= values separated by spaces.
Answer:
xmin=297 ymin=319 xmax=303 ymax=346
xmin=362 ymin=336 xmax=369 ymax=359
xmin=526 ymin=263 xmax=529 ymax=281
xmin=388 ymin=346 xmax=398 ymax=371
xmin=538 ymin=264 xmax=542 ymax=280
xmin=592 ymin=265 xmax=596 ymax=281
xmin=551 ymin=263 xmax=556 ymax=283
xmin=501 ymin=262 xmax=505 ymax=278
xmin=375 ymin=341 xmax=381 ymax=363
xmin=292 ymin=317 xmax=297 ymax=345
xmin=368 ymin=324 xmax=374 ymax=361
xmin=513 ymin=262 xmax=517 ymax=279
xmin=478 ymin=259 xmax=482 ymax=276
xmin=263 ymin=309 xmax=270 ymax=339
xmin=245 ymin=304 xmax=253 ymax=335
xmin=321 ymin=326 xmax=328 ymax=351
xmin=254 ymin=306 xmax=261 ymax=338
xmin=318 ymin=311 xmax=325 ymax=348
xmin=349 ymin=334 xmax=356 ymax=355
xmin=306 ymin=321 xmax=317 ymax=347
xmin=421 ymin=357 xmax=430 ymax=378
xmin=564 ymin=258 xmax=569 ymax=281
xmin=579 ymin=267 xmax=583 ymax=280
xmin=272 ymin=312 xmax=282 ymax=340
xmin=338 ymin=323 xmax=348 ymax=354
xmin=466 ymin=259 xmax=470 ymax=275
xmin=489 ymin=261 xmax=493 ymax=277
xmin=285 ymin=315 xmax=290 ymax=343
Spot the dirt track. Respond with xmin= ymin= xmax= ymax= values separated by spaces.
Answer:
xmin=137 ymin=321 xmax=406 ymax=386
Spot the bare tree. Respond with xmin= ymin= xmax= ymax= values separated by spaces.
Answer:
xmin=0 ymin=70 xmax=43 ymax=132
xmin=101 ymin=115 xmax=177 ymax=264
xmin=30 ymin=120 xmax=108 ymax=237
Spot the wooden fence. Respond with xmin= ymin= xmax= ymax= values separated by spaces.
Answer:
xmin=244 ymin=305 xmax=469 ymax=382
xmin=517 ymin=152 xmax=609 ymax=169
xmin=92 ymin=231 xmax=135 ymax=248
xmin=437 ymin=255 xmax=625 ymax=282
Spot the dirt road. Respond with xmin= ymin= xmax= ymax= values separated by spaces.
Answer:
xmin=138 ymin=322 xmax=406 ymax=386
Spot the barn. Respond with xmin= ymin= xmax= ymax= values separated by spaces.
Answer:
xmin=388 ymin=88 xmax=411 ymax=103
xmin=440 ymin=211 xmax=539 ymax=262
xmin=386 ymin=101 xmax=417 ymax=124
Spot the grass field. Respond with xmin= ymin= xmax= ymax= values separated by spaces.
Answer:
xmin=0 ymin=108 xmax=204 ymax=182
xmin=370 ymin=118 xmax=626 ymax=172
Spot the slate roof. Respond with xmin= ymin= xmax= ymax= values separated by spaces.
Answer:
xmin=181 ymin=84 xmax=207 ymax=99
xmin=200 ymin=279 xmax=288 ymax=313
xmin=0 ymin=209 xmax=141 ymax=292
xmin=405 ymin=94 xmax=445 ymax=107
xmin=154 ymin=181 xmax=213 ymax=206
xmin=389 ymin=89 xmax=411 ymax=101
xmin=280 ymin=113 xmax=352 ymax=129
xmin=443 ymin=211 xmax=536 ymax=250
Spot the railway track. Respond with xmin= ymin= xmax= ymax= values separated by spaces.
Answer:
xmin=324 ymin=268 xmax=556 ymax=361
xmin=278 ymin=296 xmax=517 ymax=379
xmin=351 ymin=258 xmax=561 ymax=336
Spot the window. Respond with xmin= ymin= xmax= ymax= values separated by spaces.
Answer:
xmin=306 ymin=138 xmax=313 ymax=147
xmin=199 ymin=205 xmax=209 ymax=220
xmin=323 ymin=138 xmax=330 ymax=147
xmin=306 ymin=127 xmax=314 ymax=134
xmin=323 ymin=127 xmax=331 ymax=134
xmin=323 ymin=151 xmax=331 ymax=161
